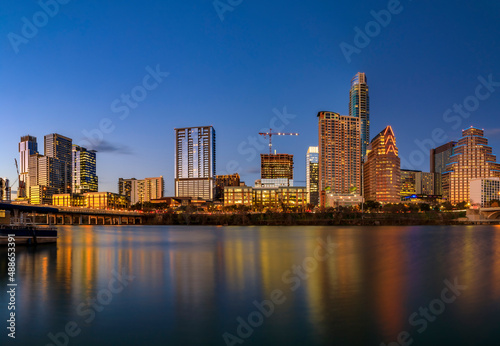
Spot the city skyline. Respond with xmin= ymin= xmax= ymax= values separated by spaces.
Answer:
xmin=1 ymin=2 xmax=500 ymax=195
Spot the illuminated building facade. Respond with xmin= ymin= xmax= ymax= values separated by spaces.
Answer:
xmin=83 ymin=192 xmax=129 ymax=209
xmin=400 ymin=169 xmax=418 ymax=197
xmin=318 ymin=111 xmax=361 ymax=204
xmin=215 ymin=173 xmax=241 ymax=201
xmin=363 ymin=126 xmax=401 ymax=203
xmin=430 ymin=141 xmax=457 ymax=195
xmin=119 ymin=177 xmax=164 ymax=205
xmin=349 ymin=72 xmax=370 ymax=158
xmin=223 ymin=186 xmax=253 ymax=206
xmin=306 ymin=146 xmax=319 ymax=205
xmin=470 ymin=177 xmax=500 ymax=207
xmin=401 ymin=170 xmax=436 ymax=197
xmin=175 ymin=126 xmax=216 ymax=201
xmin=45 ymin=133 xmax=73 ymax=194
xmin=72 ymin=145 xmax=98 ymax=194
xmin=223 ymin=186 xmax=307 ymax=210
xmin=260 ymin=154 xmax=294 ymax=188
xmin=145 ymin=177 xmax=164 ymax=201
xmin=443 ymin=127 xmax=500 ymax=203
xmin=18 ymin=135 xmax=38 ymax=199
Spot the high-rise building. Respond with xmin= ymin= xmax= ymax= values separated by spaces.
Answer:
xmin=28 ymin=154 xmax=60 ymax=204
xmin=430 ymin=141 xmax=457 ymax=195
xmin=215 ymin=173 xmax=240 ymax=201
xmin=363 ymin=126 xmax=401 ymax=203
xmin=260 ymin=154 xmax=294 ymax=187
xmin=306 ymin=146 xmax=319 ymax=205
xmin=470 ymin=177 xmax=500 ymax=207
xmin=145 ymin=177 xmax=164 ymax=201
xmin=401 ymin=169 xmax=436 ymax=197
xmin=443 ymin=126 xmax=500 ymax=204
xmin=18 ymin=135 xmax=38 ymax=199
xmin=45 ymin=133 xmax=73 ymax=193
xmin=119 ymin=177 xmax=163 ymax=205
xmin=175 ymin=126 xmax=216 ymax=200
xmin=400 ymin=169 xmax=419 ymax=197
xmin=72 ymin=145 xmax=98 ymax=194
xmin=318 ymin=111 xmax=361 ymax=204
xmin=416 ymin=172 xmax=435 ymax=195
xmin=349 ymin=72 xmax=370 ymax=158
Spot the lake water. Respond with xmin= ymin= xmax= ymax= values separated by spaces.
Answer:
xmin=1 ymin=225 xmax=500 ymax=345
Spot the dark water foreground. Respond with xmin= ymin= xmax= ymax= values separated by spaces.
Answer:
xmin=1 ymin=225 xmax=499 ymax=345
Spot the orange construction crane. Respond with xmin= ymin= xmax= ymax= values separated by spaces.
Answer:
xmin=258 ymin=128 xmax=299 ymax=154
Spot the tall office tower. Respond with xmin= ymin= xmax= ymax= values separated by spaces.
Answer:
xmin=18 ymin=135 xmax=38 ymax=199
xmin=430 ymin=141 xmax=457 ymax=196
xmin=318 ymin=111 xmax=361 ymax=204
xmin=145 ymin=177 xmax=164 ymax=201
xmin=306 ymin=146 xmax=319 ymax=205
xmin=175 ymin=126 xmax=216 ymax=200
xmin=349 ymin=72 xmax=370 ymax=158
xmin=363 ymin=126 xmax=401 ymax=203
xmin=28 ymin=154 xmax=60 ymax=204
xmin=443 ymin=126 xmax=500 ymax=204
xmin=215 ymin=173 xmax=240 ymax=201
xmin=45 ymin=133 xmax=73 ymax=193
xmin=72 ymin=145 xmax=98 ymax=194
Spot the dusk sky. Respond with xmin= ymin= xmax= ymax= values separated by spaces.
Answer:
xmin=1 ymin=0 xmax=500 ymax=195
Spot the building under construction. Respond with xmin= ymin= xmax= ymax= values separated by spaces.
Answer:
xmin=260 ymin=154 xmax=294 ymax=180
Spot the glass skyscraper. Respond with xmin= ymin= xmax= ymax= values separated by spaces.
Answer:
xmin=306 ymin=146 xmax=319 ymax=205
xmin=72 ymin=145 xmax=98 ymax=194
xmin=175 ymin=126 xmax=216 ymax=201
xmin=45 ymin=133 xmax=73 ymax=194
xmin=349 ymin=72 xmax=370 ymax=159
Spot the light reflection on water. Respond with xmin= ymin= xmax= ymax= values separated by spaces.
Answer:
xmin=1 ymin=225 xmax=500 ymax=345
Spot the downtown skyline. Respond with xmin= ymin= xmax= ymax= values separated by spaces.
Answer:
xmin=1 ymin=1 xmax=500 ymax=194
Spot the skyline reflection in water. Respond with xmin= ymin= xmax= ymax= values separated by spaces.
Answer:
xmin=1 ymin=225 xmax=500 ymax=345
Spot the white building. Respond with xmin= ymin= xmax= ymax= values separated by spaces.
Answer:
xmin=470 ymin=177 xmax=500 ymax=207
xmin=175 ymin=126 xmax=216 ymax=200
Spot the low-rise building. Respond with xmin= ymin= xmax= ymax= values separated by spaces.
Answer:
xmin=53 ymin=192 xmax=129 ymax=209
xmin=224 ymin=186 xmax=307 ymax=210
xmin=324 ymin=193 xmax=364 ymax=208
xmin=224 ymin=186 xmax=253 ymax=206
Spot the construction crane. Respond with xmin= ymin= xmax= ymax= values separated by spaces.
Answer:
xmin=258 ymin=128 xmax=299 ymax=154
xmin=14 ymin=158 xmax=22 ymax=198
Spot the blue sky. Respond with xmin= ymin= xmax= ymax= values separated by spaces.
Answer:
xmin=1 ymin=0 xmax=500 ymax=195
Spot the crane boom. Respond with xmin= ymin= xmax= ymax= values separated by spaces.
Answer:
xmin=258 ymin=128 xmax=299 ymax=154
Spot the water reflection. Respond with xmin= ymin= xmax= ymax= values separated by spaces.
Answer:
xmin=0 ymin=225 xmax=499 ymax=345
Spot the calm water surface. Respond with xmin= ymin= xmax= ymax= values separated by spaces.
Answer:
xmin=1 ymin=225 xmax=500 ymax=345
